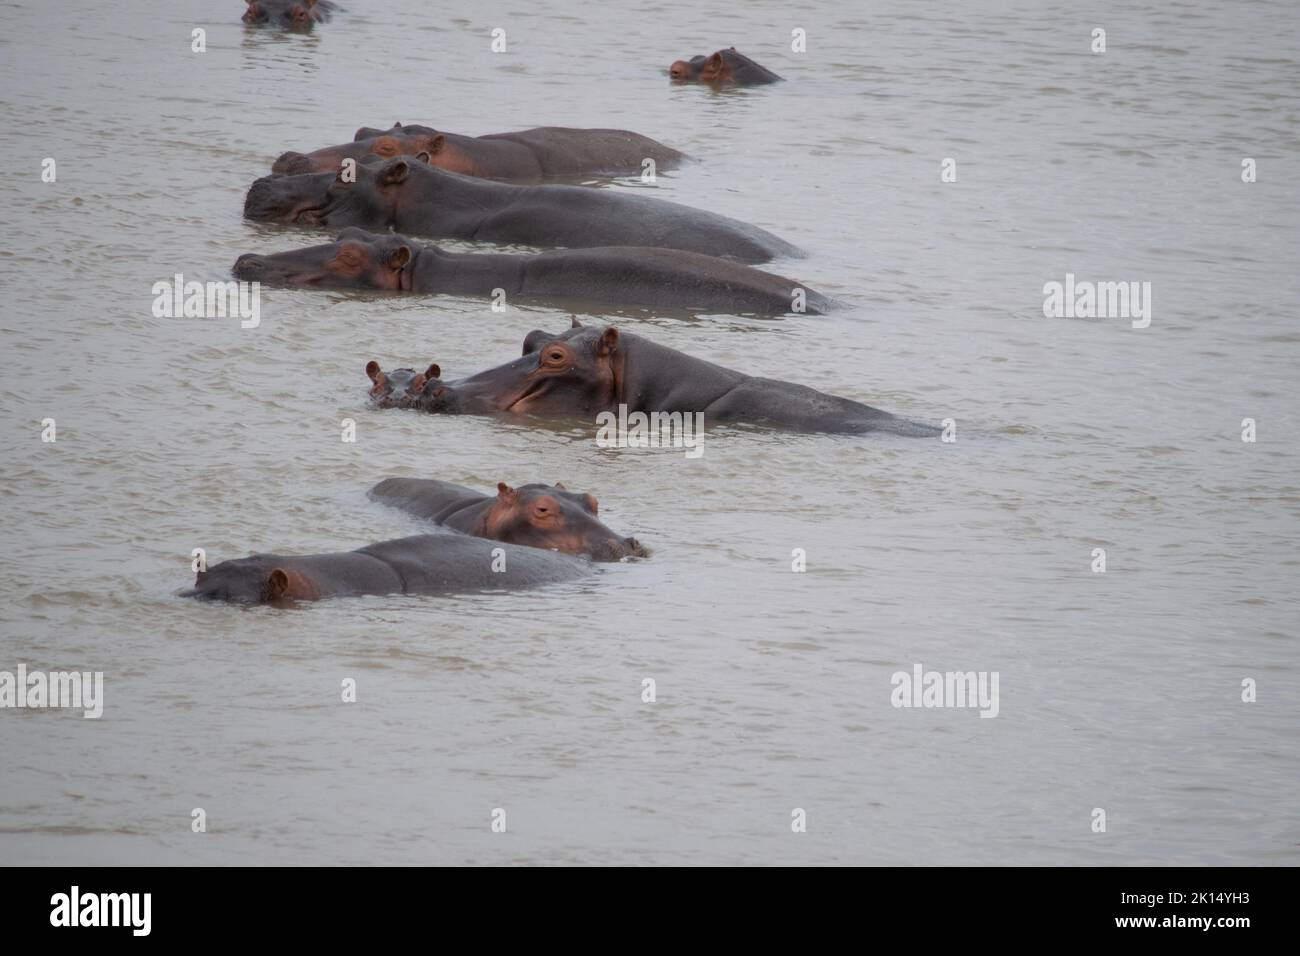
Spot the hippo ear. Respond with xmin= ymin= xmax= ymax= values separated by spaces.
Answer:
xmin=427 ymin=134 xmax=446 ymax=155
xmin=583 ymin=494 xmax=599 ymax=515
xmin=366 ymin=360 xmax=383 ymax=383
xmin=413 ymin=151 xmax=432 ymax=164
xmin=554 ymin=481 xmax=567 ymax=490
xmin=424 ymin=363 xmax=441 ymax=379
xmin=708 ymin=51 xmax=725 ymax=68
xmin=265 ymin=568 xmax=290 ymax=601
xmin=496 ymin=482 xmax=518 ymax=504
xmin=381 ymin=160 xmax=411 ymax=186
xmin=387 ymin=245 xmax=412 ymax=270
xmin=597 ymin=326 xmax=620 ymax=356
xmin=570 ymin=315 xmax=583 ymax=328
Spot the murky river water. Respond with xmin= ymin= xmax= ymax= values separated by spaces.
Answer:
xmin=1 ymin=0 xmax=1297 ymax=865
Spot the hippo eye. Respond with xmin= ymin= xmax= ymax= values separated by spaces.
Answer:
xmin=543 ymin=349 xmax=567 ymax=365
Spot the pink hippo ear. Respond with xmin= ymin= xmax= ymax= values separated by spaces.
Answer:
xmin=424 ymin=363 xmax=441 ymax=379
xmin=265 ymin=568 xmax=291 ymax=601
xmin=707 ymin=51 xmax=725 ymax=70
xmin=366 ymin=360 xmax=383 ymax=383
xmin=381 ymin=160 xmax=411 ymax=186
xmin=583 ymin=494 xmax=599 ymax=515
xmin=497 ymin=482 xmax=519 ymax=505
xmin=553 ymin=481 xmax=567 ymax=490
xmin=597 ymin=326 xmax=620 ymax=356
xmin=570 ymin=316 xmax=583 ymax=328
xmin=386 ymin=245 xmax=412 ymax=270
xmin=427 ymin=134 xmax=446 ymax=155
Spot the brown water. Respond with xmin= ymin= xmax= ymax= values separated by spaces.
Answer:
xmin=1 ymin=0 xmax=1297 ymax=865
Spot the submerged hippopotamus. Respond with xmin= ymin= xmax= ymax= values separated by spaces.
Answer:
xmin=184 ymin=534 xmax=589 ymax=603
xmin=242 ymin=0 xmax=335 ymax=29
xmin=244 ymin=155 xmax=799 ymax=263
xmin=366 ymin=320 xmax=940 ymax=437
xmin=272 ymin=122 xmax=686 ymax=180
xmin=369 ymin=478 xmax=646 ymax=560
xmin=669 ymin=48 xmax=783 ymax=86
xmin=233 ymin=228 xmax=829 ymax=316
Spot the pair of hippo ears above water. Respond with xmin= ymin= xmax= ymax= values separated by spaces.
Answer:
xmin=496 ymin=481 xmax=599 ymax=514
xmin=365 ymin=360 xmax=439 ymax=386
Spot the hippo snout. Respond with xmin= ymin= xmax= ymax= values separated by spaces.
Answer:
xmin=243 ymin=178 xmax=279 ymax=218
xmin=233 ymin=253 xmax=266 ymax=279
xmin=272 ymin=150 xmax=313 ymax=175
xmin=669 ymin=60 xmax=691 ymax=79
xmin=590 ymin=536 xmax=648 ymax=561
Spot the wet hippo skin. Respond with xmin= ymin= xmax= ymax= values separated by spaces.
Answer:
xmin=368 ymin=478 xmax=645 ymax=560
xmin=245 ymin=156 xmax=801 ymax=263
xmin=367 ymin=319 xmax=941 ymax=437
xmin=669 ymin=48 xmax=783 ymax=86
xmin=183 ymin=533 xmax=591 ymax=604
xmin=272 ymin=122 xmax=686 ymax=180
xmin=233 ymin=228 xmax=830 ymax=315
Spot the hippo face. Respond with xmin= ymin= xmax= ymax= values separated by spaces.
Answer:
xmin=668 ymin=55 xmax=709 ymax=81
xmin=233 ymin=229 xmax=415 ymax=290
xmin=184 ymin=558 xmax=316 ymax=603
xmin=243 ymin=0 xmax=329 ymax=30
xmin=272 ymin=123 xmax=446 ymax=175
xmin=244 ymin=155 xmax=391 ymax=224
xmin=500 ymin=324 xmax=622 ymax=416
xmin=481 ymin=482 xmax=645 ymax=561
xmin=668 ymin=48 xmax=780 ymax=86
xmin=365 ymin=361 xmax=442 ymax=409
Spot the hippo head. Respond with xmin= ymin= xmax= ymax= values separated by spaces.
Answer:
xmin=184 ymin=557 xmax=318 ymax=603
xmin=367 ymin=319 xmax=624 ymax=418
xmin=669 ymin=47 xmax=768 ymax=85
xmin=477 ymin=482 xmax=645 ymax=561
xmin=243 ymin=170 xmax=336 ymax=223
xmin=234 ymin=229 xmax=416 ymax=290
xmin=272 ymin=122 xmax=447 ymax=175
xmin=668 ymin=54 xmax=709 ymax=81
xmin=365 ymin=361 xmax=443 ymax=410
xmin=243 ymin=154 xmax=414 ymax=225
xmin=243 ymin=0 xmax=325 ymax=30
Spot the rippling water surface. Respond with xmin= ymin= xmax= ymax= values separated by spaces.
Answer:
xmin=1 ymin=0 xmax=1297 ymax=865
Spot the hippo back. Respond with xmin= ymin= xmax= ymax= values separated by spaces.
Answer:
xmin=357 ymin=534 xmax=590 ymax=592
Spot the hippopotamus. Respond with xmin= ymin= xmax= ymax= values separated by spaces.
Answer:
xmin=233 ymin=228 xmax=830 ymax=315
xmin=244 ymin=155 xmax=800 ymax=263
xmin=183 ymin=534 xmax=590 ymax=603
xmin=366 ymin=320 xmax=941 ymax=437
xmin=368 ymin=478 xmax=646 ymax=560
xmin=669 ymin=48 xmax=783 ymax=86
xmin=242 ymin=0 xmax=335 ymax=29
xmin=272 ymin=122 xmax=686 ymax=180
